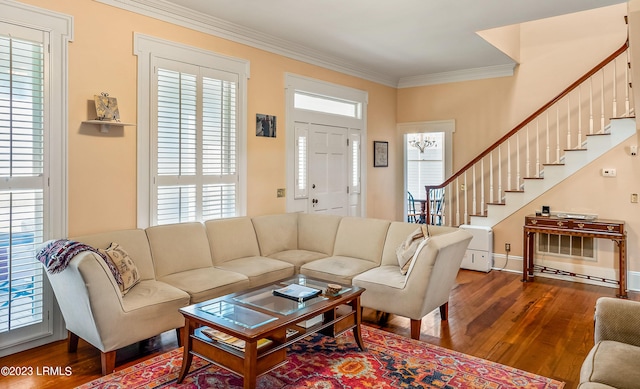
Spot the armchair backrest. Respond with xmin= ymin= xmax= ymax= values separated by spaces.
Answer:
xmin=73 ymin=229 xmax=155 ymax=281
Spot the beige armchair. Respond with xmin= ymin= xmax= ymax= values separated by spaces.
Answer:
xmin=44 ymin=230 xmax=190 ymax=375
xmin=352 ymin=222 xmax=472 ymax=340
xmin=579 ymin=297 xmax=640 ymax=389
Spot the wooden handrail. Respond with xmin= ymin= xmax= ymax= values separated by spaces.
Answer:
xmin=424 ymin=41 xmax=629 ymax=223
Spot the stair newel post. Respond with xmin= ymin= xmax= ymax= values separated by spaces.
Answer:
xmin=446 ymin=184 xmax=451 ymax=226
xmin=425 ymin=187 xmax=431 ymax=225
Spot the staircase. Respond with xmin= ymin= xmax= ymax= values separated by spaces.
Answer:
xmin=425 ymin=42 xmax=636 ymax=228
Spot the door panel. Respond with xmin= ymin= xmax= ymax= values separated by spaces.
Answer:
xmin=309 ymin=124 xmax=348 ymax=215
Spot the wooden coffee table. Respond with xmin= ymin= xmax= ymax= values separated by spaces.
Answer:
xmin=177 ymin=275 xmax=365 ymax=389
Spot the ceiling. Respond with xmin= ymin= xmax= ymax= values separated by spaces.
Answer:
xmin=144 ymin=0 xmax=626 ymax=86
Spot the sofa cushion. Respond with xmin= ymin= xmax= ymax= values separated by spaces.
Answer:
xmin=73 ymin=229 xmax=156 ymax=281
xmin=99 ymin=243 xmax=140 ymax=296
xmin=580 ymin=340 xmax=640 ymax=389
xmin=146 ymin=223 xmax=213 ymax=278
xmin=300 ymin=255 xmax=379 ymax=285
xmin=268 ymin=250 xmax=329 ymax=272
xmin=252 ymin=213 xmax=298 ymax=257
xmin=332 ymin=217 xmax=390 ymax=264
xmin=215 ymin=256 xmax=294 ymax=287
xmin=120 ymin=279 xmax=190 ymax=313
xmin=353 ymin=265 xmax=407 ymax=290
xmin=298 ymin=213 xmax=341 ymax=255
xmin=159 ymin=267 xmax=250 ymax=303
xmin=205 ymin=217 xmax=261 ymax=264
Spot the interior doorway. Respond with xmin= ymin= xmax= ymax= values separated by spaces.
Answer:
xmin=398 ymin=120 xmax=455 ymax=224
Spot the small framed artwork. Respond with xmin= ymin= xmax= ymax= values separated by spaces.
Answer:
xmin=256 ymin=114 xmax=276 ymax=137
xmin=374 ymin=141 xmax=388 ymax=167
xmin=94 ymin=92 xmax=120 ymax=121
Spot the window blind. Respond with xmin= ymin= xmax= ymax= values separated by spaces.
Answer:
xmin=0 ymin=35 xmax=45 ymax=333
xmin=406 ymin=132 xmax=444 ymax=197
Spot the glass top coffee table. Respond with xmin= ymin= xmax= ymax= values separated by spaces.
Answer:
xmin=177 ymin=275 xmax=365 ymax=389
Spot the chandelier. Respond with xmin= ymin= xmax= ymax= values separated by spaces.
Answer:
xmin=409 ymin=138 xmax=437 ymax=153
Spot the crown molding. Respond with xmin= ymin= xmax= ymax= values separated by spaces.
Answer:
xmin=397 ymin=63 xmax=517 ymax=88
xmin=96 ymin=0 xmax=518 ymax=89
xmin=95 ymin=0 xmax=398 ymax=87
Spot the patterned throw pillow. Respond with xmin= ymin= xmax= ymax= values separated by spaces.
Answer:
xmin=396 ymin=225 xmax=430 ymax=275
xmin=99 ymin=243 xmax=140 ymax=296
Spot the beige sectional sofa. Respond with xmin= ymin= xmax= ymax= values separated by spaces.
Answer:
xmin=44 ymin=213 xmax=472 ymax=375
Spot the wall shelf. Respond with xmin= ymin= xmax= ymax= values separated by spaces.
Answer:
xmin=82 ymin=120 xmax=135 ymax=133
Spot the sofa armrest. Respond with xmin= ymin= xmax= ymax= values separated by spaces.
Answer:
xmin=594 ymin=297 xmax=640 ymax=347
xmin=46 ymin=251 xmax=125 ymax=351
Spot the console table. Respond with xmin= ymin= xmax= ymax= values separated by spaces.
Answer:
xmin=522 ymin=215 xmax=627 ymax=298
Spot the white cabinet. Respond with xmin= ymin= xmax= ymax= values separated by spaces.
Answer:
xmin=459 ymin=225 xmax=493 ymax=272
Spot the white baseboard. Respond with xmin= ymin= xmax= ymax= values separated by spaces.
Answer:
xmin=490 ymin=254 xmax=639 ymax=292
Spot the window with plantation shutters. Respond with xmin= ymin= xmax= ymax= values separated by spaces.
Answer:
xmin=0 ymin=33 xmax=46 ymax=335
xmin=153 ymin=60 xmax=239 ymax=225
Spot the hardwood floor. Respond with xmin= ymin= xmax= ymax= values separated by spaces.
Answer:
xmin=1 ymin=270 xmax=634 ymax=389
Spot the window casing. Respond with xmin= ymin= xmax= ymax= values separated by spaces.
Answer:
xmin=0 ymin=2 xmax=71 ymax=355
xmin=135 ymin=34 xmax=248 ymax=227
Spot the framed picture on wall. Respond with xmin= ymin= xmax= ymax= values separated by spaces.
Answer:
xmin=256 ymin=113 xmax=276 ymax=137
xmin=374 ymin=141 xmax=388 ymax=167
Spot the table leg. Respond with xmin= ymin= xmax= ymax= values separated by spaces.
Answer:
xmin=522 ymin=230 xmax=535 ymax=282
xmin=617 ymin=239 xmax=628 ymax=299
xmin=352 ymin=297 xmax=366 ymax=351
xmin=177 ymin=320 xmax=194 ymax=383
xmin=243 ymin=341 xmax=258 ymax=389
xmin=522 ymin=230 xmax=529 ymax=282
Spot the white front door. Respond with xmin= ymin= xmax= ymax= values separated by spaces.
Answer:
xmin=308 ymin=124 xmax=348 ymax=215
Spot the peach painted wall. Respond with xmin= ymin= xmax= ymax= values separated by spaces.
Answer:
xmin=16 ymin=0 xmax=397 ymax=235
xmin=398 ymin=4 xmax=640 ymax=282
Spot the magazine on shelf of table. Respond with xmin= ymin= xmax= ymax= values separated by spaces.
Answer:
xmin=201 ymin=327 xmax=272 ymax=351
xmin=273 ymin=283 xmax=322 ymax=302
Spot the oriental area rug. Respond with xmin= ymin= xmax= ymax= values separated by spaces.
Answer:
xmin=78 ymin=326 xmax=564 ymax=389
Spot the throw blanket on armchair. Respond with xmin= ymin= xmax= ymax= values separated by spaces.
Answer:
xmin=37 ymin=239 xmax=123 ymax=284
